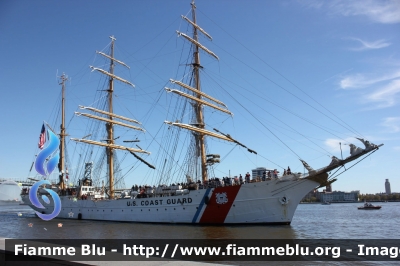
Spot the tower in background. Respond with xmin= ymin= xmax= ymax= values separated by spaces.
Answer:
xmin=385 ymin=179 xmax=391 ymax=195
xmin=326 ymin=184 xmax=332 ymax=192
xmin=252 ymin=167 xmax=269 ymax=179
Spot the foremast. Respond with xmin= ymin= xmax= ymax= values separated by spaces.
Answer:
xmin=165 ymin=0 xmax=254 ymax=183
xmin=71 ymin=36 xmax=149 ymax=199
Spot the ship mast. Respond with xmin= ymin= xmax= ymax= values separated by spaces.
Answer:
xmin=107 ymin=36 xmax=116 ymax=199
xmin=191 ymin=1 xmax=208 ymax=182
xmin=59 ymin=73 xmax=67 ymax=191
xmin=164 ymin=0 xmax=255 ymax=183
xmin=72 ymin=36 xmax=151 ymax=199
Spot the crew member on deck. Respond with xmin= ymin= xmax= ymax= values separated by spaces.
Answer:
xmin=273 ymin=169 xmax=278 ymax=178
xmin=245 ymin=172 xmax=250 ymax=183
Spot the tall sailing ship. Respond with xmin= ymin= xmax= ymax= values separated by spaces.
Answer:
xmin=22 ymin=1 xmax=382 ymax=224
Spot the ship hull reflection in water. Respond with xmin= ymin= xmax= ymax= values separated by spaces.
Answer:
xmin=2 ymin=202 xmax=399 ymax=240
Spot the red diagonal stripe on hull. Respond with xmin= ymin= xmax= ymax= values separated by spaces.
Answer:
xmin=199 ymin=185 xmax=241 ymax=224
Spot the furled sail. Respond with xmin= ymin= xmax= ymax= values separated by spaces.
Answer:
xmin=90 ymin=66 xmax=135 ymax=87
xmin=165 ymin=88 xmax=232 ymax=116
xmin=96 ymin=51 xmax=130 ymax=69
xmin=176 ymin=31 xmax=219 ymax=60
xmin=164 ymin=121 xmax=235 ymax=142
xmin=75 ymin=112 xmax=145 ymax=131
xmin=181 ymin=15 xmax=212 ymax=40
xmin=70 ymin=138 xmax=150 ymax=154
xmin=79 ymin=106 xmax=141 ymax=124
xmin=169 ymin=79 xmax=227 ymax=108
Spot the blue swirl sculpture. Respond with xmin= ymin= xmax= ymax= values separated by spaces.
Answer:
xmin=35 ymin=129 xmax=60 ymax=176
xmin=29 ymin=180 xmax=61 ymax=221
xmin=30 ymin=128 xmax=62 ymax=221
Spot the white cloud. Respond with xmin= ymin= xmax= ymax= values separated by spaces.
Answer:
xmin=325 ymin=137 xmax=381 ymax=155
xmin=340 ymin=70 xmax=400 ymax=89
xmin=333 ymin=0 xmax=400 ymax=24
xmin=348 ymin=38 xmax=391 ymax=51
xmin=324 ymin=138 xmax=354 ymax=153
xmin=365 ymin=79 xmax=400 ymax=108
xmin=380 ymin=117 xmax=400 ymax=133
xmin=325 ymin=138 xmax=341 ymax=153
xmin=301 ymin=0 xmax=400 ymax=24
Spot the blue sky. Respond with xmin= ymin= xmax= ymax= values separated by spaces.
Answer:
xmin=1 ymin=0 xmax=399 ymax=194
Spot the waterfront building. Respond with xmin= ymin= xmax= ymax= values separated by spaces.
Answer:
xmin=320 ymin=190 xmax=359 ymax=202
xmin=385 ymin=179 xmax=391 ymax=195
xmin=0 ymin=180 xmax=22 ymax=202
xmin=251 ymin=167 xmax=273 ymax=179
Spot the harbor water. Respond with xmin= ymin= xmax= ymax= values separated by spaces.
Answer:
xmin=1 ymin=202 xmax=399 ymax=239
xmin=1 ymin=201 xmax=399 ymax=265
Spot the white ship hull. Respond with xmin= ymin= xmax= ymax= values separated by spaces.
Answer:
xmin=22 ymin=178 xmax=318 ymax=224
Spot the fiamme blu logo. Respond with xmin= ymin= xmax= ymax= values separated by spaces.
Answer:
xmin=29 ymin=125 xmax=62 ymax=221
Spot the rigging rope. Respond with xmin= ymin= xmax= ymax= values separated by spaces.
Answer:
xmin=200 ymin=69 xmax=302 ymax=158
xmin=203 ymin=70 xmax=336 ymax=156
xmin=328 ymin=150 xmax=378 ymax=181
xmin=198 ymin=9 xmax=364 ymax=139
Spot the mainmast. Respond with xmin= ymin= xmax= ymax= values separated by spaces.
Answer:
xmin=107 ymin=36 xmax=116 ymax=199
xmin=164 ymin=0 xmax=256 ymax=183
xmin=191 ymin=1 xmax=208 ymax=183
xmin=59 ymin=73 xmax=67 ymax=190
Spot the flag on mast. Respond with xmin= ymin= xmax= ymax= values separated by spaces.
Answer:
xmin=38 ymin=124 xmax=46 ymax=149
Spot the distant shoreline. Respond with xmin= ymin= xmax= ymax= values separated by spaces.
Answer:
xmin=301 ymin=200 xmax=400 ymax=204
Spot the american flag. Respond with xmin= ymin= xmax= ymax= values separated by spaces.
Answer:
xmin=38 ymin=124 xmax=46 ymax=149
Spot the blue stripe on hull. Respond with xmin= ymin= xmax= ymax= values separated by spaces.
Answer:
xmin=191 ymin=188 xmax=211 ymax=223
